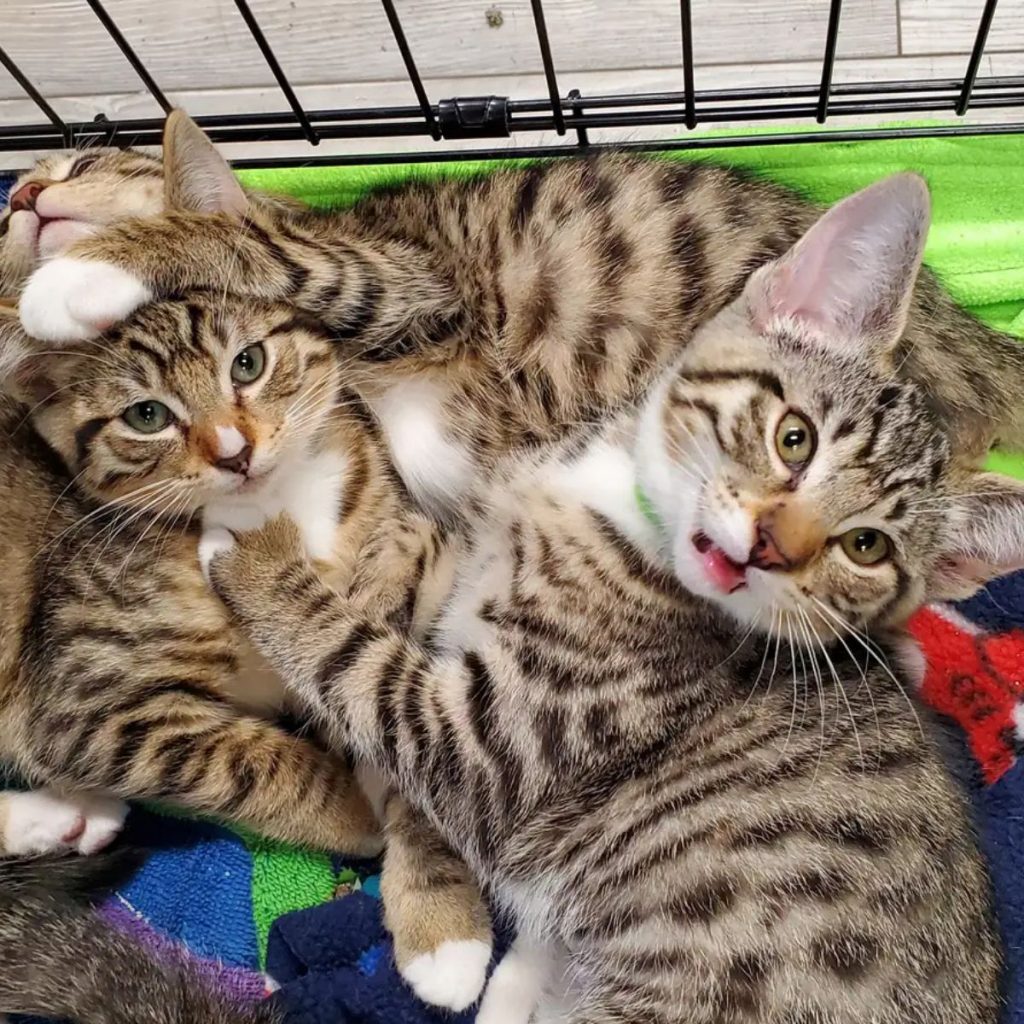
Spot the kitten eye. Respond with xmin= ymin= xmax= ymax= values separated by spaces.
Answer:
xmin=774 ymin=411 xmax=816 ymax=467
xmin=68 ymin=154 xmax=101 ymax=178
xmin=123 ymin=400 xmax=172 ymax=434
xmin=839 ymin=528 xmax=892 ymax=566
xmin=231 ymin=344 xmax=266 ymax=385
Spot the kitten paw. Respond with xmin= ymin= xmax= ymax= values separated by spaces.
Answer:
xmin=475 ymin=943 xmax=546 ymax=1024
xmin=74 ymin=793 xmax=130 ymax=855
xmin=401 ymin=938 xmax=492 ymax=1011
xmin=20 ymin=257 xmax=151 ymax=343
xmin=198 ymin=526 xmax=236 ymax=584
xmin=1 ymin=789 xmax=128 ymax=856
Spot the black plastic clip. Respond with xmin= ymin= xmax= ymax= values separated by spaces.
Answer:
xmin=437 ymin=96 xmax=511 ymax=140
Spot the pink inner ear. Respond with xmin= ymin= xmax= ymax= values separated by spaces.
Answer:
xmin=747 ymin=174 xmax=930 ymax=348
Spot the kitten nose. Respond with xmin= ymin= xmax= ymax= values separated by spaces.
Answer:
xmin=9 ymin=180 xmax=46 ymax=213
xmin=215 ymin=445 xmax=253 ymax=475
xmin=212 ymin=424 xmax=252 ymax=475
xmin=748 ymin=523 xmax=791 ymax=571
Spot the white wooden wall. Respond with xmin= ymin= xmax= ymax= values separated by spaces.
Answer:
xmin=0 ymin=0 xmax=1021 ymax=170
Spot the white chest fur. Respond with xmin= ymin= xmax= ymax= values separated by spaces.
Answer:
xmin=435 ymin=431 xmax=660 ymax=655
xmin=368 ymin=377 xmax=475 ymax=518
xmin=202 ymin=448 xmax=350 ymax=714
xmin=203 ymin=449 xmax=349 ymax=561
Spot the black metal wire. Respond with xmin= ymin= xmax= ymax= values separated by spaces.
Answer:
xmin=817 ymin=0 xmax=843 ymax=123
xmin=233 ymin=0 xmax=318 ymax=145
xmin=1 ymin=71 xmax=1022 ymax=158
xmin=679 ymin=0 xmax=697 ymax=129
xmin=0 ymin=0 xmax=1021 ymax=172
xmin=84 ymin=0 xmax=170 ymax=112
xmin=568 ymin=89 xmax=589 ymax=148
xmin=225 ymin=121 xmax=1024 ymax=169
xmin=0 ymin=46 xmax=69 ymax=141
xmin=379 ymin=0 xmax=441 ymax=141
xmin=957 ymin=0 xmax=1000 ymax=115
xmin=529 ymin=0 xmax=566 ymax=135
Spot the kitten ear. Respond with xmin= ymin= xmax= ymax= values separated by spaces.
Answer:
xmin=746 ymin=173 xmax=931 ymax=356
xmin=162 ymin=109 xmax=248 ymax=217
xmin=929 ymin=472 xmax=1024 ymax=602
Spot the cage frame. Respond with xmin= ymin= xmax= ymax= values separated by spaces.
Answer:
xmin=0 ymin=0 xmax=1018 ymax=169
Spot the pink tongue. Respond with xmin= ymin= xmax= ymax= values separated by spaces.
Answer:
xmin=701 ymin=544 xmax=747 ymax=594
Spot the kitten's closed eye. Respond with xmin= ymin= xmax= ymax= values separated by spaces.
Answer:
xmin=67 ymin=154 xmax=102 ymax=179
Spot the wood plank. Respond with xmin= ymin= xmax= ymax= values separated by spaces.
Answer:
xmin=0 ymin=52 xmax=1019 ymax=172
xmin=0 ymin=0 xmax=898 ymax=102
xmin=901 ymin=0 xmax=1024 ymax=57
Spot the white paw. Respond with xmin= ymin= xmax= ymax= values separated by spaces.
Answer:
xmin=19 ymin=257 xmax=151 ymax=343
xmin=198 ymin=526 xmax=236 ymax=584
xmin=74 ymin=792 xmax=130 ymax=855
xmin=475 ymin=942 xmax=547 ymax=1024
xmin=402 ymin=939 xmax=492 ymax=1012
xmin=1 ymin=789 xmax=128 ymax=856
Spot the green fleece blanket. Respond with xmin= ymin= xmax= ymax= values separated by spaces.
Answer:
xmin=239 ymin=128 xmax=1024 ymax=477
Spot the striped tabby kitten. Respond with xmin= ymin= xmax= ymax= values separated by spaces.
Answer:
xmin=19 ymin=111 xmax=1024 ymax=507
xmin=201 ymin=175 xmax=1004 ymax=1022
xmin=0 ymin=299 xmax=490 ymax=1011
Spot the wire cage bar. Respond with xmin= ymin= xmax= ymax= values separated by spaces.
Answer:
xmin=0 ymin=0 xmax=1020 ymax=168
xmin=233 ymin=0 xmax=319 ymax=145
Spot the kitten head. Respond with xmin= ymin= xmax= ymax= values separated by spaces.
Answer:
xmin=640 ymin=173 xmax=1024 ymax=641
xmin=1 ymin=149 xmax=164 ymax=293
xmin=1 ymin=111 xmax=300 ymax=298
xmin=5 ymin=294 xmax=343 ymax=516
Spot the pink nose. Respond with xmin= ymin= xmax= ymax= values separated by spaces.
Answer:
xmin=9 ymin=180 xmax=45 ymax=213
xmin=748 ymin=523 xmax=790 ymax=571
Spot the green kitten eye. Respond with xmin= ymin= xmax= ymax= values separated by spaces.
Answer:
xmin=774 ymin=411 xmax=816 ymax=467
xmin=839 ymin=528 xmax=892 ymax=567
xmin=232 ymin=344 xmax=266 ymax=385
xmin=123 ymin=400 xmax=171 ymax=434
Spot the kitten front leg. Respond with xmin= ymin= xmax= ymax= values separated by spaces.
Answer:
xmin=10 ymin=659 xmax=381 ymax=856
xmin=382 ymin=793 xmax=493 ymax=1012
xmin=202 ymin=518 xmax=471 ymax=817
xmin=19 ymin=212 xmax=281 ymax=343
xmin=0 ymin=789 xmax=127 ymax=857
xmin=19 ymin=210 xmax=454 ymax=352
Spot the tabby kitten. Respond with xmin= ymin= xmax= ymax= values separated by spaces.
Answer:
xmin=0 ymin=300 xmax=491 ymax=1011
xmin=201 ymin=175 xmax=1005 ymax=1022
xmin=20 ymin=110 xmax=1024 ymax=500
xmin=0 ymin=299 xmax=382 ymax=854
xmin=0 ymin=849 xmax=276 ymax=1024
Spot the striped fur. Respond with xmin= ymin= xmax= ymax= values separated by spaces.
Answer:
xmin=0 ymin=297 xmax=383 ymax=854
xmin=204 ymin=381 xmax=1003 ymax=1022
xmin=21 ymin=110 xmax=1024 ymax=478
xmin=0 ymin=295 xmax=490 ymax=1008
xmin=0 ymin=849 xmax=277 ymax=1024
xmin=199 ymin=189 xmax=1010 ymax=1020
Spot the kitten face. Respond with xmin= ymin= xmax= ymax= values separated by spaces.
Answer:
xmin=647 ymin=309 xmax=949 ymax=638
xmin=0 ymin=149 xmax=163 ymax=292
xmin=640 ymin=171 xmax=1024 ymax=643
xmin=23 ymin=297 xmax=339 ymax=516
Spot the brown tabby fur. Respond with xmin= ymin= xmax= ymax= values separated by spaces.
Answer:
xmin=202 ymin=353 xmax=1002 ymax=1023
xmin=0 ymin=849 xmax=275 ymax=1024
xmin=0 ymin=143 xmax=491 ymax=999
xmin=196 ymin=173 xmax=1008 ymax=1021
xmin=0 ymin=298 xmax=382 ymax=855
xmin=41 ymin=110 xmax=1024 ymax=478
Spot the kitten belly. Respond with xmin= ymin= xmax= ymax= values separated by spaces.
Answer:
xmin=368 ymin=376 xmax=475 ymax=517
